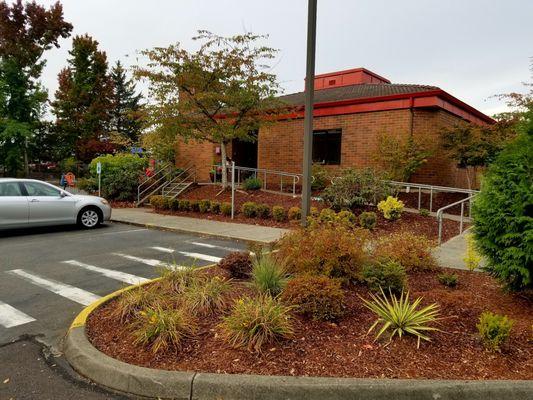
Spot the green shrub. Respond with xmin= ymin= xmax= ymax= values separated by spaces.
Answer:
xmin=256 ymin=203 xmax=271 ymax=219
xmin=242 ymin=177 xmax=262 ymax=191
xmin=220 ymin=295 xmax=293 ymax=352
xmin=377 ymin=196 xmax=404 ymax=220
xmin=419 ymin=208 xmax=430 ymax=217
xmin=241 ymin=201 xmax=258 ymax=218
xmin=272 ymin=206 xmax=287 ymax=222
xmin=307 ymin=208 xmax=356 ymax=230
xmin=198 ymin=199 xmax=211 ymax=213
xmin=251 ymin=254 xmax=287 ymax=296
xmin=323 ymin=168 xmax=392 ymax=210
xmin=288 ymin=206 xmax=301 ymax=220
xmin=220 ymin=202 xmax=232 ymax=216
xmin=169 ymin=198 xmax=180 ymax=211
xmin=476 ymin=311 xmax=514 ymax=352
xmin=359 ymin=211 xmax=377 ymax=230
xmin=179 ymin=199 xmax=191 ymax=211
xmin=310 ymin=206 xmax=319 ymax=217
xmin=337 ymin=210 xmax=356 ymax=227
xmin=472 ymin=133 xmax=532 ymax=291
xmin=210 ymin=201 xmax=221 ymax=214
xmin=183 ymin=276 xmax=232 ymax=315
xmin=189 ymin=200 xmax=199 ymax=212
xmin=311 ymin=163 xmax=329 ymax=191
xmin=438 ymin=272 xmax=458 ymax=288
xmin=282 ymin=275 xmax=344 ymax=321
xmin=218 ymin=252 xmax=253 ymax=279
xmin=111 ymin=286 xmax=163 ymax=322
xmin=373 ymin=232 xmax=437 ymax=271
xmin=77 ymin=177 xmax=97 ymax=193
xmin=149 ymin=195 xmax=167 ymax=210
xmin=362 ymin=260 xmax=407 ymax=295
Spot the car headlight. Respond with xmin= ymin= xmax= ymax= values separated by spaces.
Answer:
xmin=100 ymin=199 xmax=109 ymax=205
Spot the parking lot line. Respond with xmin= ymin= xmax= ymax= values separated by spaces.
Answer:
xmin=150 ymin=246 xmax=174 ymax=253
xmin=177 ymin=251 xmax=222 ymax=263
xmin=0 ymin=301 xmax=36 ymax=328
xmin=113 ymin=253 xmax=164 ymax=267
xmin=7 ymin=269 xmax=101 ymax=306
xmin=62 ymin=260 xmax=149 ymax=285
xmin=187 ymin=241 xmax=242 ymax=253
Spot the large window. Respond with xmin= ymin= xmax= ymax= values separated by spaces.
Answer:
xmin=23 ymin=182 xmax=61 ymax=197
xmin=312 ymin=129 xmax=342 ymax=165
xmin=0 ymin=182 xmax=23 ymax=196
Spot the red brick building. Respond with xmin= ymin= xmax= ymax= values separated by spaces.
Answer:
xmin=176 ymin=68 xmax=493 ymax=188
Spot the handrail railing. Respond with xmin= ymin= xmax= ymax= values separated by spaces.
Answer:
xmin=136 ymin=163 xmax=175 ymax=206
xmin=436 ymin=194 xmax=477 ymax=244
xmin=161 ymin=164 xmax=195 ymax=199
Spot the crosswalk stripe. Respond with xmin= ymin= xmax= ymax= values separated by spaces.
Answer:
xmin=113 ymin=253 xmax=163 ymax=267
xmin=178 ymin=251 xmax=222 ymax=263
xmin=187 ymin=241 xmax=242 ymax=253
xmin=7 ymin=269 xmax=100 ymax=306
xmin=150 ymin=246 xmax=174 ymax=253
xmin=0 ymin=301 xmax=35 ymax=328
xmin=62 ymin=260 xmax=149 ymax=285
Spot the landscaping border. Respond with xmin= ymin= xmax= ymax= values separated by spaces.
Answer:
xmin=63 ymin=281 xmax=533 ymax=400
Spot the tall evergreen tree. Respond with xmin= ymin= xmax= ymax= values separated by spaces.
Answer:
xmin=52 ymin=34 xmax=114 ymax=163
xmin=0 ymin=0 xmax=72 ymax=176
xmin=110 ymin=60 xmax=143 ymax=146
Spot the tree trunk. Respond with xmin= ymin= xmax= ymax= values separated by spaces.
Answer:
xmin=220 ymin=141 xmax=228 ymax=189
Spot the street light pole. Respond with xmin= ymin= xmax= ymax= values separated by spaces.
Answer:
xmin=301 ymin=0 xmax=318 ymax=226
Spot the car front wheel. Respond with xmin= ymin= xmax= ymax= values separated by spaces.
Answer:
xmin=78 ymin=207 xmax=101 ymax=229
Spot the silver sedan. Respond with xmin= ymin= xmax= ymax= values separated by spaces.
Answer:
xmin=0 ymin=178 xmax=112 ymax=230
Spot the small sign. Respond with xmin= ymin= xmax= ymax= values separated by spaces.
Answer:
xmin=130 ymin=147 xmax=143 ymax=154
xmin=96 ymin=162 xmax=102 ymax=174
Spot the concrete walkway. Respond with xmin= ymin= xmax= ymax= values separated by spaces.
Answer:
xmin=432 ymin=230 xmax=485 ymax=271
xmin=111 ymin=208 xmax=289 ymax=244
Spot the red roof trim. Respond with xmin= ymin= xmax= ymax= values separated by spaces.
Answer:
xmin=313 ymin=67 xmax=391 ymax=84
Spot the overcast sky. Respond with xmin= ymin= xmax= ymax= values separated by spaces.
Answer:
xmin=32 ymin=0 xmax=533 ymax=116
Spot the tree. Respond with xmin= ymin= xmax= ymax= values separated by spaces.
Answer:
xmin=0 ymin=0 xmax=72 ymax=176
xmin=110 ymin=60 xmax=143 ymax=147
xmin=135 ymin=31 xmax=285 ymax=187
xmin=52 ymin=34 xmax=115 ymax=164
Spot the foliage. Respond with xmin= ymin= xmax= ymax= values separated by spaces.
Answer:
xmin=183 ymin=276 xmax=232 ymax=315
xmin=251 ymin=254 xmax=287 ymax=296
xmin=272 ymin=205 xmax=286 ymax=222
xmin=277 ymin=225 xmax=371 ymax=281
xmin=463 ymin=233 xmax=482 ymax=272
xmin=373 ymin=133 xmax=432 ymax=181
xmin=287 ymin=206 xmax=301 ymax=221
xmin=157 ymin=265 xmax=197 ymax=294
xmin=131 ymin=305 xmax=197 ymax=354
xmin=377 ymin=196 xmax=405 ymax=220
xmin=322 ymin=168 xmax=393 ymax=210
xmin=218 ymin=251 xmax=253 ymax=279
xmin=169 ymin=198 xmax=180 ymax=211
xmin=220 ymin=295 xmax=294 ymax=352
xmin=210 ymin=201 xmax=220 ymax=214
xmin=198 ymin=199 xmax=211 ymax=213
xmin=111 ymin=285 xmax=163 ymax=322
xmin=438 ymin=273 xmax=458 ymax=288
xmin=476 ymin=311 xmax=514 ymax=352
xmin=256 ymin=203 xmax=270 ymax=219
xmin=242 ymin=177 xmax=262 ymax=191
xmin=362 ymin=289 xmax=440 ymax=348
xmin=307 ymin=208 xmax=356 ymax=230
xmin=310 ymin=206 xmax=319 ymax=217
xmin=220 ymin=202 xmax=232 ymax=216
xmin=373 ymin=232 xmax=437 ymax=271
xmin=359 ymin=211 xmax=377 ymax=230
xmin=472 ymin=132 xmax=532 ymax=291
xmin=241 ymin=201 xmax=257 ymax=218
xmin=419 ymin=208 xmax=430 ymax=217
xmin=281 ymin=275 xmax=345 ymax=321
xmin=88 ymin=154 xmax=147 ymax=200
xmin=337 ymin=210 xmax=356 ymax=226
xmin=150 ymin=195 xmax=166 ymax=210
xmin=311 ymin=163 xmax=329 ymax=191
xmin=189 ymin=200 xmax=199 ymax=212
xmin=362 ymin=260 xmax=407 ymax=295
xmin=179 ymin=199 xmax=191 ymax=211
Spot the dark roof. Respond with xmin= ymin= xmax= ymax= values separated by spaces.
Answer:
xmin=278 ymin=83 xmax=439 ymax=106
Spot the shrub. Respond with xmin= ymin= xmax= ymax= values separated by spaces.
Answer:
xmin=220 ymin=202 xmax=232 ymax=216
xmin=179 ymin=199 xmax=191 ymax=211
xmin=198 ymin=199 xmax=211 ymax=213
xmin=463 ymin=233 xmax=482 ymax=272
xmin=256 ymin=203 xmax=271 ymax=219
xmin=183 ymin=276 xmax=232 ymax=315
xmin=218 ymin=252 xmax=253 ymax=279
xmin=158 ymin=266 xmax=197 ymax=294
xmin=169 ymin=198 xmax=180 ymax=211
xmin=111 ymin=286 xmax=163 ymax=322
xmin=419 ymin=208 xmax=430 ymax=217
xmin=476 ymin=311 xmax=514 ymax=352
xmin=438 ymin=272 xmax=458 ymax=288
xmin=288 ymin=206 xmax=301 ymax=220
xmin=337 ymin=210 xmax=356 ymax=227
xmin=220 ymin=295 xmax=294 ymax=352
xmin=149 ymin=195 xmax=166 ymax=210
xmin=472 ymin=133 xmax=532 ymax=291
xmin=251 ymin=254 xmax=288 ymax=296
xmin=281 ymin=275 xmax=344 ymax=321
xmin=310 ymin=206 xmax=319 ymax=217
xmin=377 ymin=196 xmax=404 ymax=220
xmin=322 ymin=168 xmax=392 ymax=210
xmin=359 ymin=211 xmax=377 ymax=230
xmin=131 ymin=305 xmax=197 ymax=353
xmin=242 ymin=177 xmax=262 ymax=191
xmin=277 ymin=225 xmax=371 ymax=281
xmin=362 ymin=289 xmax=440 ymax=348
xmin=311 ymin=163 xmax=329 ymax=191
xmin=210 ymin=201 xmax=221 ymax=214
xmin=272 ymin=206 xmax=287 ymax=222
xmin=241 ymin=201 xmax=258 ymax=218
xmin=318 ymin=208 xmax=337 ymax=223
xmin=362 ymin=260 xmax=407 ymax=295
xmin=189 ymin=200 xmax=199 ymax=212
xmin=373 ymin=232 xmax=437 ymax=271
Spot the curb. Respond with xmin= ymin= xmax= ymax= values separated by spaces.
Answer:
xmin=63 ymin=285 xmax=533 ymax=400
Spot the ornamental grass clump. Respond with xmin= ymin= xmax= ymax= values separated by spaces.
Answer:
xmin=251 ymin=254 xmax=288 ymax=296
xmin=476 ymin=311 xmax=514 ymax=352
xmin=361 ymin=289 xmax=440 ymax=348
xmin=158 ymin=265 xmax=197 ymax=293
xmin=111 ymin=286 xmax=164 ymax=323
xmin=183 ymin=276 xmax=232 ymax=315
xmin=220 ymin=295 xmax=294 ymax=352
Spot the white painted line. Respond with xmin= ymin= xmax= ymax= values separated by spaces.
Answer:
xmin=178 ymin=251 xmax=222 ymax=263
xmin=0 ymin=301 xmax=35 ymax=328
xmin=113 ymin=253 xmax=163 ymax=267
xmin=188 ymin=241 xmax=242 ymax=253
xmin=100 ymin=228 xmax=148 ymax=236
xmin=150 ymin=246 xmax=175 ymax=254
xmin=7 ymin=269 xmax=100 ymax=306
xmin=62 ymin=260 xmax=149 ymax=285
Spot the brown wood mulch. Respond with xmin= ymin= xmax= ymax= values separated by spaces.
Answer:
xmin=86 ymin=267 xmax=533 ymax=380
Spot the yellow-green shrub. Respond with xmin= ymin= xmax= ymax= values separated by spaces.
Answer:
xmin=477 ymin=311 xmax=513 ymax=352
xmin=241 ymin=202 xmax=258 ymax=218
xmin=377 ymin=196 xmax=404 ymax=220
xmin=288 ymin=206 xmax=301 ymax=220
xmin=272 ymin=206 xmax=287 ymax=222
xmin=463 ymin=233 xmax=482 ymax=271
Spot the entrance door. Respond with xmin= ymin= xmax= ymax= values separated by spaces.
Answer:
xmin=231 ymin=136 xmax=258 ymax=169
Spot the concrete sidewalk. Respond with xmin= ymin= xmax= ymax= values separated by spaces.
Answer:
xmin=432 ymin=230 xmax=485 ymax=271
xmin=111 ymin=208 xmax=289 ymax=244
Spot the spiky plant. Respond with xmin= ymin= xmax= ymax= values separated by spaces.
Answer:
xmin=250 ymin=254 xmax=288 ymax=296
xmin=183 ymin=276 xmax=232 ymax=315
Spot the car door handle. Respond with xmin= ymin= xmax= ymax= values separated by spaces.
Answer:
xmin=30 ymin=199 xmax=40 ymax=202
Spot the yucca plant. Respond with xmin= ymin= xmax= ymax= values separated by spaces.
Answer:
xmin=361 ymin=289 xmax=440 ymax=348
xmin=250 ymin=254 xmax=288 ymax=296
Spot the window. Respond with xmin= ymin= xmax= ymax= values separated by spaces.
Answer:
xmin=312 ymin=129 xmax=342 ymax=165
xmin=0 ymin=182 xmax=23 ymax=196
xmin=23 ymin=182 xmax=61 ymax=197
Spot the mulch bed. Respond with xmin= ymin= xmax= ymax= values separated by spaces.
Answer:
xmin=86 ymin=267 xmax=533 ymax=380
xmin=397 ymin=191 xmax=473 ymax=216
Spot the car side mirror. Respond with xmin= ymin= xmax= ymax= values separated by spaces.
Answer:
xmin=60 ymin=191 xmax=68 ymax=198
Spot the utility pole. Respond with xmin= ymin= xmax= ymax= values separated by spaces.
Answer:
xmin=301 ymin=0 xmax=318 ymax=226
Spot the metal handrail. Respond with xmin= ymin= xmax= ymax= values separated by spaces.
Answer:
xmin=436 ymin=194 xmax=477 ymax=244
xmin=160 ymin=164 xmax=195 ymax=199
xmin=137 ymin=165 xmax=175 ymax=206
